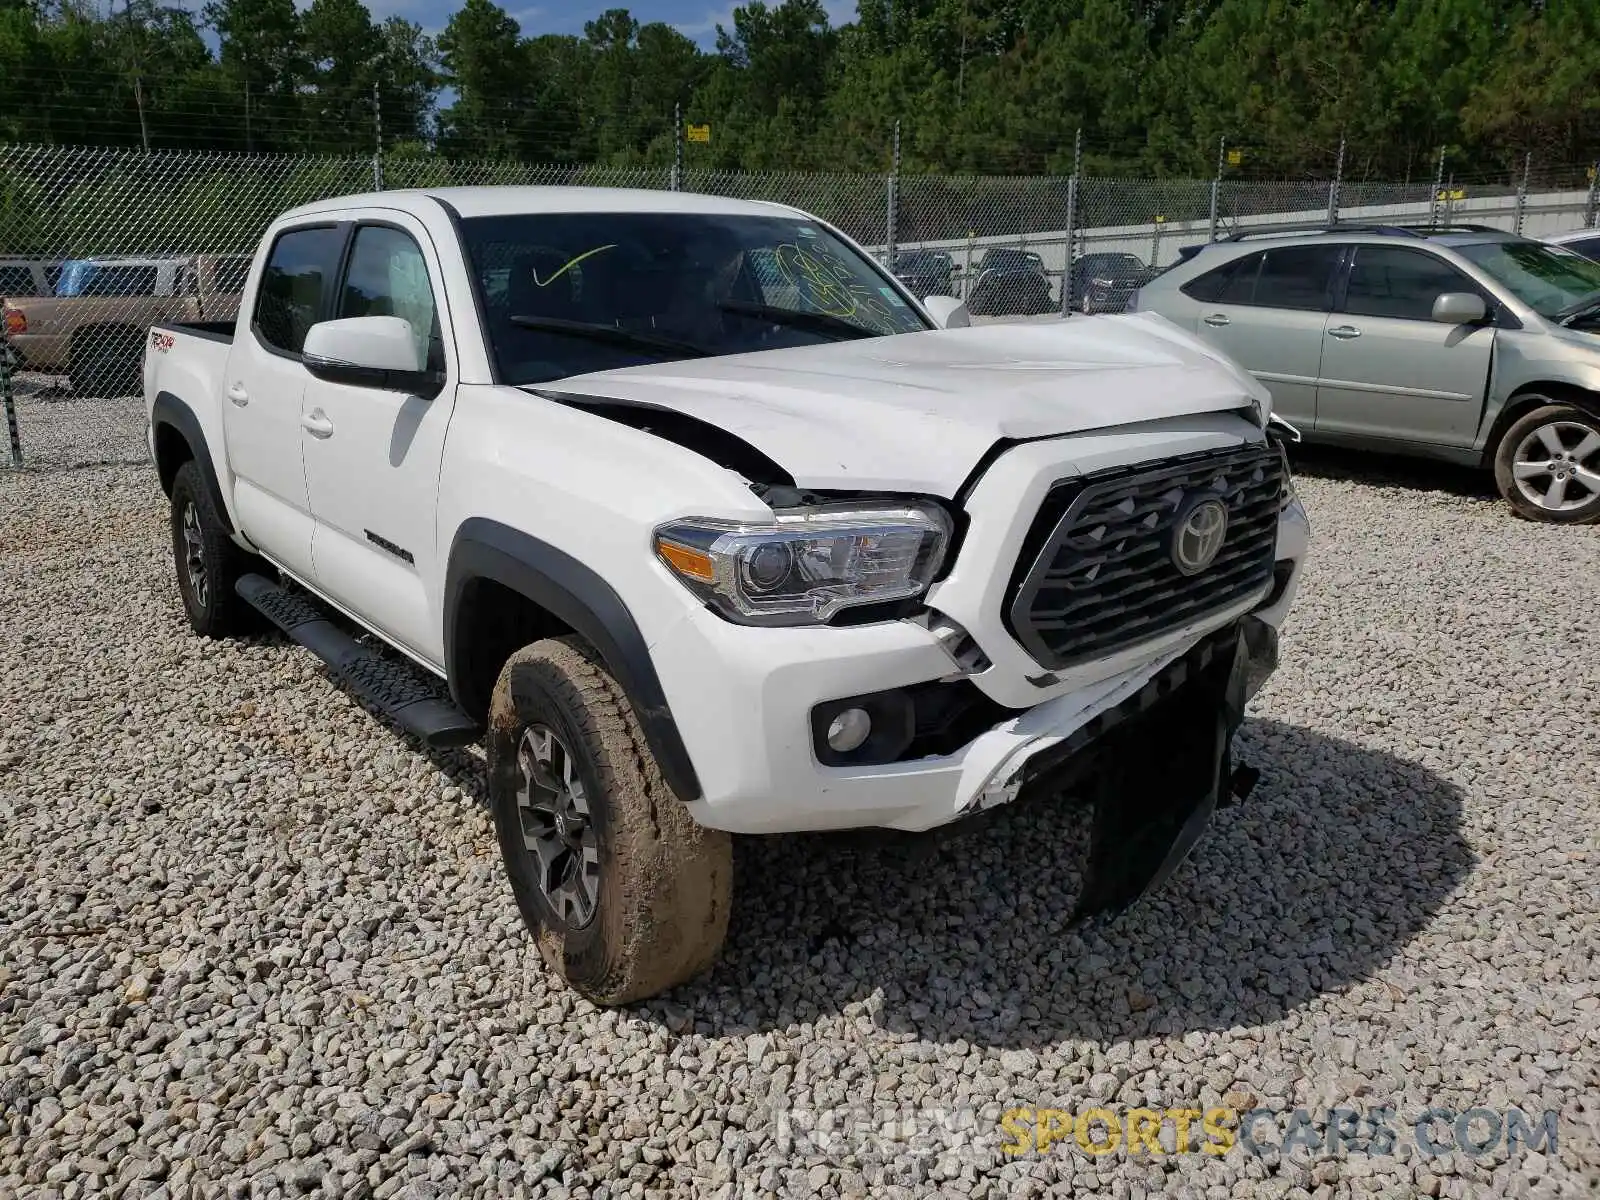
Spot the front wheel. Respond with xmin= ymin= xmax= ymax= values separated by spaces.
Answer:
xmin=1493 ymin=402 xmax=1600 ymax=524
xmin=487 ymin=636 xmax=731 ymax=1005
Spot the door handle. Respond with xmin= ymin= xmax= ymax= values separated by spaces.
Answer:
xmin=1327 ymin=325 xmax=1362 ymax=340
xmin=226 ymin=383 xmax=249 ymax=407
xmin=1202 ymin=313 xmax=1230 ymax=327
xmin=300 ymin=410 xmax=335 ymax=439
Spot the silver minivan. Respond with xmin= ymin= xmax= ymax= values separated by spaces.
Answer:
xmin=1130 ymin=224 xmax=1600 ymax=523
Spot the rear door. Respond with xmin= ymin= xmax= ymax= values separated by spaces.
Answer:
xmin=1184 ymin=243 xmax=1343 ymax=429
xmin=1314 ymin=244 xmax=1494 ymax=447
xmin=222 ymin=224 xmax=346 ymax=582
xmin=300 ymin=217 xmax=457 ymax=664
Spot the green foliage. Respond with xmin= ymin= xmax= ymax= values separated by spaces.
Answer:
xmin=1 ymin=0 xmax=1597 ymax=178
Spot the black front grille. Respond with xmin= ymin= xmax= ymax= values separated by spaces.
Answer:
xmin=1006 ymin=442 xmax=1284 ymax=670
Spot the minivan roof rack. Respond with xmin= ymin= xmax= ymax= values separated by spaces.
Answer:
xmin=1224 ymin=221 xmax=1508 ymax=242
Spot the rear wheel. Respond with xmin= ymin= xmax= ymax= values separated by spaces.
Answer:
xmin=169 ymin=460 xmax=258 ymax=636
xmin=487 ymin=637 xmax=731 ymax=1005
xmin=1493 ymin=401 xmax=1600 ymax=524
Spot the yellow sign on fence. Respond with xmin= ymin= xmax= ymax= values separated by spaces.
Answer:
xmin=1226 ymin=148 xmax=1243 ymax=166
xmin=686 ymin=124 xmax=711 ymax=144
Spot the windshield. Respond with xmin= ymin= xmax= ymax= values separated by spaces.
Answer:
xmin=1455 ymin=241 xmax=1600 ymax=319
xmin=459 ymin=211 xmax=930 ymax=386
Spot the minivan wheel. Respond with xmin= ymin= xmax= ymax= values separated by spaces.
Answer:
xmin=486 ymin=636 xmax=731 ymax=1005
xmin=1493 ymin=402 xmax=1600 ymax=524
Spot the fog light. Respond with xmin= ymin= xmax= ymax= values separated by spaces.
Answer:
xmin=826 ymin=707 xmax=872 ymax=753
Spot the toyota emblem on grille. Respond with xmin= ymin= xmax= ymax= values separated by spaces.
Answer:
xmin=1171 ymin=497 xmax=1229 ymax=575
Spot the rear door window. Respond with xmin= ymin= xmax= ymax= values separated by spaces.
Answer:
xmin=253 ymin=226 xmax=345 ymax=356
xmin=1251 ymin=245 xmax=1342 ymax=310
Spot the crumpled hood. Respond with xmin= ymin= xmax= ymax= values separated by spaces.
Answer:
xmin=541 ymin=313 xmax=1270 ymax=497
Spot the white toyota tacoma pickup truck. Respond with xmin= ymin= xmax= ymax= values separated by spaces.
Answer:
xmin=145 ymin=187 xmax=1310 ymax=1004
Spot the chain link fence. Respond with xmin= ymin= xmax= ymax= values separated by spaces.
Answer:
xmin=3 ymin=142 xmax=1599 ymax=469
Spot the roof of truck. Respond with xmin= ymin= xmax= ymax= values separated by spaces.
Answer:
xmin=279 ymin=186 xmax=804 ymax=223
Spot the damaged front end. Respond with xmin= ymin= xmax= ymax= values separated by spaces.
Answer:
xmin=1012 ymin=615 xmax=1279 ymax=924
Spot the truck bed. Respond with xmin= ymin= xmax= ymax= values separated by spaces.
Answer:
xmin=155 ymin=319 xmax=236 ymax=343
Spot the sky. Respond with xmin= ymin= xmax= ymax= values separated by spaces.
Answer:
xmin=362 ymin=0 xmax=860 ymax=45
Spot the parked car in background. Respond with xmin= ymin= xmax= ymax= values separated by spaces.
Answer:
xmin=967 ymin=247 xmax=1055 ymax=316
xmin=1071 ymin=252 xmax=1163 ymax=313
xmin=1543 ymin=227 xmax=1600 ymax=263
xmin=0 ymin=259 xmax=60 ymax=300
xmin=2 ymin=253 xmax=250 ymax=396
xmin=1131 ymin=222 xmax=1600 ymax=523
xmin=891 ymin=249 xmax=955 ymax=298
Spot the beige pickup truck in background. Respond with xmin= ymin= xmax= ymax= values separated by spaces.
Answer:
xmin=2 ymin=253 xmax=249 ymax=396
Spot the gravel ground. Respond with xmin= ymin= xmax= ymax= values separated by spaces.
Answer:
xmin=3 ymin=385 xmax=148 ymax=471
xmin=1 ymin=456 xmax=1597 ymax=1200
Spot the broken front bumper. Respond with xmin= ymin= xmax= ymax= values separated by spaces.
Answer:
xmin=1005 ymin=615 xmax=1277 ymax=920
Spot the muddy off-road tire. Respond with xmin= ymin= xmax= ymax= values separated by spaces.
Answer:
xmin=487 ymin=636 xmax=731 ymax=1005
xmin=169 ymin=460 xmax=259 ymax=638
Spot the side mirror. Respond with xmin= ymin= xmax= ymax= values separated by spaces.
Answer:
xmin=302 ymin=316 xmax=443 ymax=396
xmin=922 ymin=294 xmax=971 ymax=329
xmin=1431 ymin=292 xmax=1487 ymax=325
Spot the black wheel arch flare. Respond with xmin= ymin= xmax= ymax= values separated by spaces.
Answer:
xmin=443 ymin=518 xmax=702 ymax=804
xmin=151 ymin=390 xmax=234 ymax=533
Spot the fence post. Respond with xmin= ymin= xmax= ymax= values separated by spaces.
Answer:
xmin=1513 ymin=152 xmax=1532 ymax=235
xmin=1429 ymin=146 xmax=1447 ymax=229
xmin=1327 ymin=135 xmax=1345 ymax=226
xmin=1060 ymin=127 xmax=1081 ymax=317
xmin=884 ymin=120 xmax=900 ymax=272
xmin=1 ymin=324 xmax=21 ymax=468
xmin=1208 ymin=135 xmax=1225 ymax=241
xmin=371 ymin=83 xmax=384 ymax=191
xmin=1587 ymin=162 xmax=1600 ymax=229
xmin=671 ymin=102 xmax=683 ymax=192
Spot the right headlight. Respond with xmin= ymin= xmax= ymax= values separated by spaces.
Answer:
xmin=654 ymin=501 xmax=952 ymax=626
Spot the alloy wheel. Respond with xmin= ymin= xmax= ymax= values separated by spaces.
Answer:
xmin=516 ymin=723 xmax=601 ymax=929
xmin=181 ymin=501 xmax=209 ymax=609
xmin=1509 ymin=420 xmax=1600 ymax=513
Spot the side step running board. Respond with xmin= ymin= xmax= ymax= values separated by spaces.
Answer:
xmin=236 ymin=573 xmax=482 ymax=749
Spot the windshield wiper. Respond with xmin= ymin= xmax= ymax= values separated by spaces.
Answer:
xmin=1556 ymin=289 xmax=1600 ymax=325
xmin=507 ymin=315 xmax=712 ymax=358
xmin=717 ymin=300 xmax=879 ymax=340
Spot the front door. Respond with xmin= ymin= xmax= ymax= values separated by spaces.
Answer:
xmin=221 ymin=224 xmax=346 ymax=582
xmin=1189 ymin=243 xmax=1343 ymax=430
xmin=1314 ymin=244 xmax=1494 ymax=447
xmin=300 ymin=218 xmax=457 ymax=666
